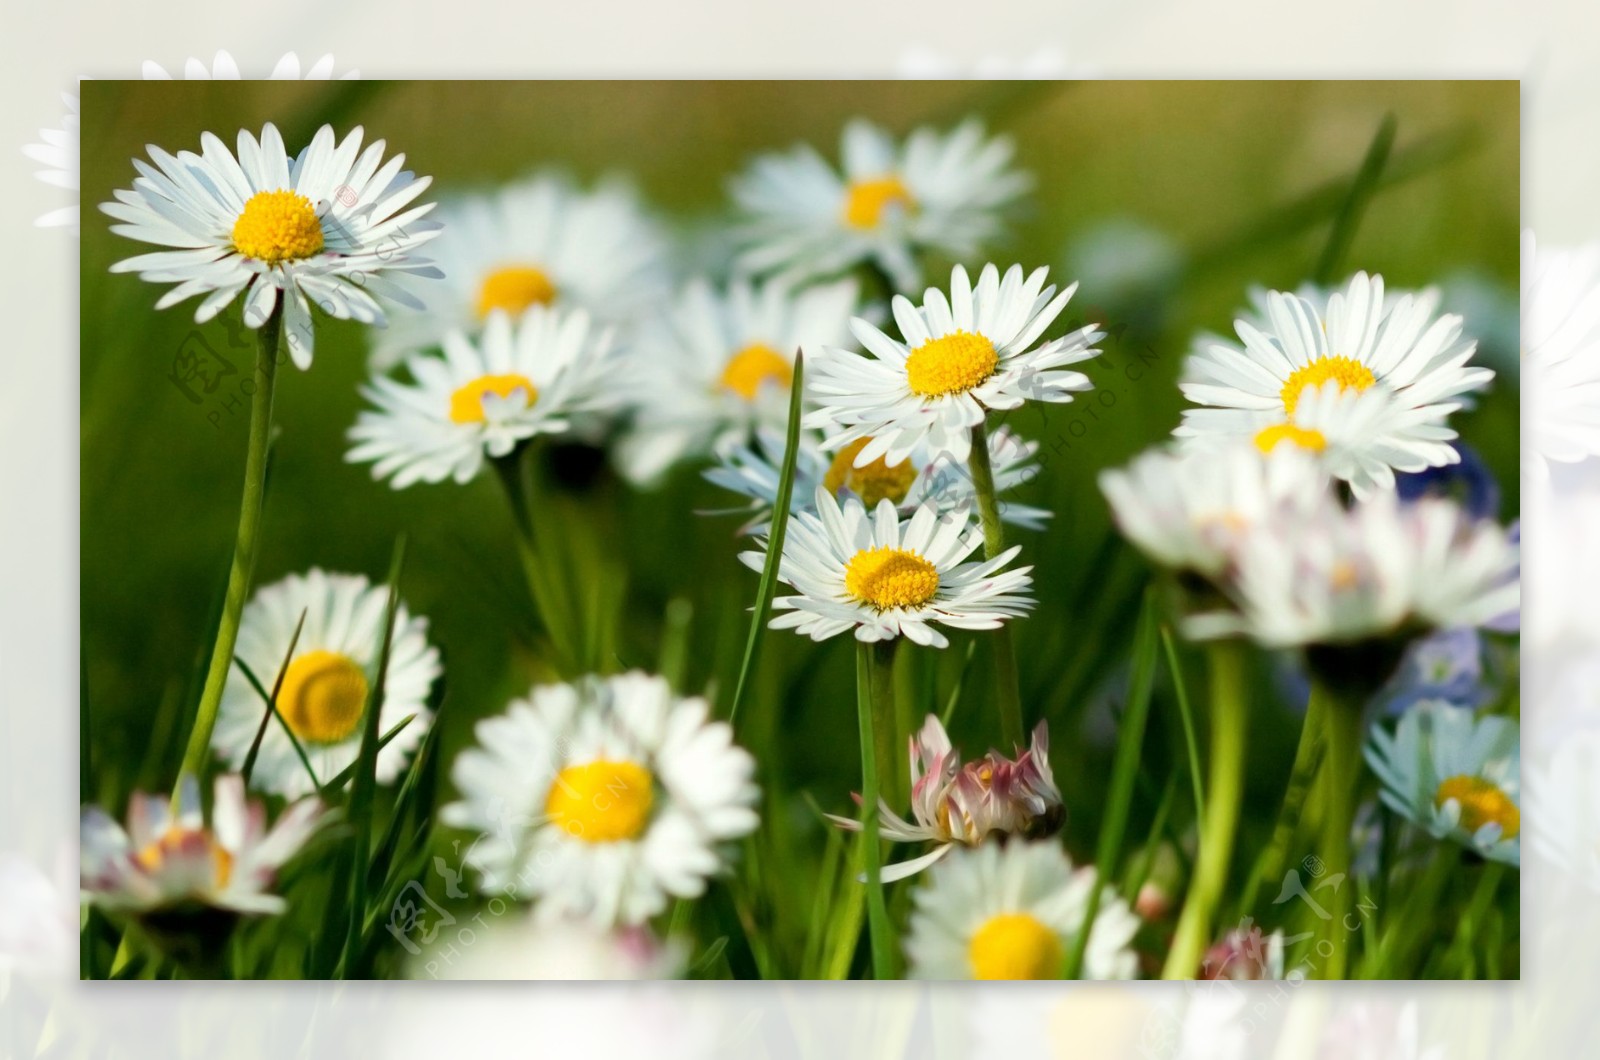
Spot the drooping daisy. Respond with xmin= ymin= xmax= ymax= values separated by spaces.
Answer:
xmin=730 ymin=118 xmax=1030 ymax=292
xmin=211 ymin=569 xmax=441 ymax=799
xmin=440 ymin=672 xmax=759 ymax=926
xmin=347 ymin=305 xmax=620 ymax=488
xmin=1366 ymin=701 xmax=1520 ymax=866
xmin=80 ymin=774 xmax=327 ymax=915
xmin=615 ymin=276 xmax=858 ymax=485
xmin=828 ymin=714 xmax=1063 ymax=880
xmin=102 ymin=123 xmax=441 ymax=367
xmin=905 ymin=841 xmax=1139 ymax=980
xmin=413 ymin=916 xmax=686 ymax=980
xmin=1522 ymin=231 xmax=1600 ymax=478
xmin=743 ymin=488 xmax=1033 ymax=649
xmin=806 ymin=263 xmax=1102 ymax=466
xmin=370 ymin=173 xmax=672 ymax=370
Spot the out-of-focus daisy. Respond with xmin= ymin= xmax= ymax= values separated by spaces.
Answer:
xmin=371 ymin=173 xmax=672 ymax=370
xmin=1522 ymin=232 xmax=1600 ymax=478
xmin=102 ymin=123 xmax=441 ymax=367
xmin=1377 ymin=628 xmax=1491 ymax=715
xmin=347 ymin=305 xmax=620 ymax=488
xmin=1200 ymin=924 xmax=1289 ymax=980
xmin=807 ymin=263 xmax=1101 ymax=466
xmin=731 ymin=119 xmax=1030 ymax=292
xmin=1366 ymin=701 xmax=1520 ymax=866
xmin=1177 ymin=272 xmax=1492 ymax=493
xmin=211 ymin=569 xmax=441 ymax=799
xmin=1526 ymin=728 xmax=1600 ymax=889
xmin=616 ymin=276 xmax=857 ymax=485
xmin=80 ymin=774 xmax=326 ymax=915
xmin=744 ymin=488 xmax=1033 ymax=649
xmin=441 ymin=672 xmax=759 ymax=926
xmin=905 ymin=841 xmax=1139 ymax=980
xmin=414 ymin=916 xmax=685 ymax=980
xmin=828 ymin=714 xmax=1062 ymax=880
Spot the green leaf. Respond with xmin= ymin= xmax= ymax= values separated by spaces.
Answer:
xmin=235 ymin=654 xmax=322 ymax=796
xmin=241 ymin=607 xmax=308 ymax=787
xmin=1161 ymin=624 xmax=1206 ymax=827
xmin=1313 ymin=112 xmax=1398 ymax=284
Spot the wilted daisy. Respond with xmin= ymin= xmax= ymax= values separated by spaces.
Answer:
xmin=441 ymin=671 xmax=759 ymax=926
xmin=211 ymin=569 xmax=441 ymax=798
xmin=905 ymin=841 xmax=1139 ymax=980
xmin=347 ymin=305 xmax=620 ymax=488
xmin=102 ymin=123 xmax=441 ymax=367
xmin=1366 ymin=702 xmax=1520 ymax=866
xmin=615 ymin=276 xmax=858 ymax=484
xmin=829 ymin=714 xmax=1062 ymax=880
xmin=1522 ymin=232 xmax=1600 ymax=478
xmin=731 ymin=118 xmax=1029 ymax=292
xmin=743 ymin=488 xmax=1033 ymax=649
xmin=806 ymin=263 xmax=1101 ymax=466
xmin=371 ymin=173 xmax=671 ymax=370
xmin=414 ymin=916 xmax=685 ymax=981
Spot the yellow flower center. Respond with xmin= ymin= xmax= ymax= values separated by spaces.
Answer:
xmin=1280 ymin=355 xmax=1376 ymax=416
xmin=1254 ymin=423 xmax=1328 ymax=454
xmin=968 ymin=912 xmax=1064 ymax=980
xmin=905 ymin=331 xmax=1000 ymax=398
xmin=277 ymin=649 xmax=369 ymax=745
xmin=476 ymin=264 xmax=558 ymax=320
xmin=844 ymin=547 xmax=940 ymax=610
xmin=449 ymin=373 xmax=539 ymax=425
xmin=231 ymin=190 xmax=325 ymax=265
xmin=823 ymin=438 xmax=918 ymax=508
xmin=719 ymin=343 xmax=792 ymax=400
xmin=1435 ymin=775 xmax=1520 ymax=839
xmin=134 ymin=827 xmax=234 ymax=889
xmin=842 ymin=175 xmax=915 ymax=229
xmin=545 ymin=760 xmax=656 ymax=843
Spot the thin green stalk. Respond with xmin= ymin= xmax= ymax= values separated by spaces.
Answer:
xmin=1162 ymin=639 xmax=1248 ymax=979
xmin=965 ymin=418 xmax=1024 ymax=750
xmin=1241 ymin=682 xmax=1330 ymax=915
xmin=1161 ymin=626 xmax=1206 ymax=828
xmin=1313 ymin=113 xmax=1398 ymax=285
xmin=175 ymin=305 xmax=281 ymax=792
xmin=1314 ymin=679 xmax=1365 ymax=980
xmin=856 ymin=639 xmax=897 ymax=979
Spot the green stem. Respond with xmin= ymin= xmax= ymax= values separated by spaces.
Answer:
xmin=1161 ymin=640 xmax=1247 ymax=979
xmin=175 ymin=306 xmax=281 ymax=789
xmin=856 ymin=640 xmax=897 ymax=979
xmin=1241 ymin=680 xmax=1330 ymax=915
xmin=965 ymin=418 xmax=1024 ymax=751
xmin=1315 ymin=679 xmax=1365 ymax=980
xmin=490 ymin=444 xmax=575 ymax=668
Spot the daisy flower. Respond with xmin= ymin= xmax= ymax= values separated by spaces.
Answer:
xmin=211 ymin=569 xmax=441 ymax=799
xmin=1366 ymin=702 xmax=1520 ymax=866
xmin=742 ymin=488 xmax=1034 ymax=650
xmin=828 ymin=714 xmax=1063 ymax=880
xmin=905 ymin=841 xmax=1139 ymax=980
xmin=347 ymin=304 xmax=620 ymax=488
xmin=1176 ymin=272 xmax=1493 ymax=493
xmin=370 ymin=173 xmax=672 ymax=370
xmin=615 ymin=276 xmax=858 ymax=485
xmin=440 ymin=672 xmax=759 ymax=926
xmin=414 ymin=916 xmax=685 ymax=980
xmin=80 ymin=774 xmax=327 ymax=915
xmin=1522 ymin=231 xmax=1600 ymax=478
xmin=140 ymin=50 xmax=356 ymax=80
xmin=806 ymin=263 xmax=1102 ymax=466
xmin=102 ymin=122 xmax=442 ymax=367
xmin=730 ymin=118 xmax=1030 ymax=292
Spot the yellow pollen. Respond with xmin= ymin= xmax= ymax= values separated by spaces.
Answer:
xmin=449 ymin=373 xmax=538 ymax=425
xmin=823 ymin=439 xmax=918 ymax=508
xmin=844 ymin=547 xmax=940 ymax=610
xmin=1280 ymin=355 xmax=1376 ymax=416
xmin=231 ymin=190 xmax=325 ymax=265
xmin=842 ymin=175 xmax=915 ymax=229
xmin=1328 ymin=560 xmax=1361 ymax=591
xmin=905 ymin=331 xmax=1000 ymax=398
xmin=1254 ymin=423 xmax=1328 ymax=454
xmin=719 ymin=344 xmax=792 ymax=400
xmin=968 ymin=912 xmax=1064 ymax=980
xmin=1435 ymin=775 xmax=1520 ymax=839
xmin=134 ymin=827 xmax=233 ymax=888
xmin=545 ymin=760 xmax=655 ymax=843
xmin=277 ymin=649 xmax=369 ymax=745
xmin=476 ymin=264 xmax=558 ymax=320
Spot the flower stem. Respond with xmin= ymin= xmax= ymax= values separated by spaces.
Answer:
xmin=1241 ymin=679 xmax=1329 ymax=914
xmin=965 ymin=418 xmax=1024 ymax=751
xmin=1314 ymin=678 xmax=1365 ymax=980
xmin=856 ymin=638 xmax=898 ymax=979
xmin=175 ymin=306 xmax=281 ymax=791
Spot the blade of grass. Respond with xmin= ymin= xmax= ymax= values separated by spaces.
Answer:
xmin=318 ymin=715 xmax=416 ymax=796
xmin=1313 ymin=113 xmax=1398 ymax=284
xmin=1121 ymin=773 xmax=1177 ymax=905
xmin=241 ymin=608 xmax=308 ymax=786
xmin=856 ymin=639 xmax=896 ymax=980
xmin=235 ymin=656 xmax=322 ymax=796
xmin=1161 ymin=625 xmax=1206 ymax=828
xmin=938 ymin=641 xmax=979 ymax=729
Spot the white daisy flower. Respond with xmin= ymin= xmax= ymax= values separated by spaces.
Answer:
xmin=370 ymin=173 xmax=672 ymax=370
xmin=1366 ymin=702 xmax=1520 ymax=866
xmin=413 ymin=916 xmax=686 ymax=980
xmin=1522 ymin=231 xmax=1600 ymax=478
xmin=440 ymin=671 xmax=759 ymax=926
xmin=806 ymin=263 xmax=1102 ymax=466
xmin=743 ymin=488 xmax=1033 ymax=650
xmin=80 ymin=774 xmax=327 ymax=915
xmin=615 ymin=276 xmax=858 ymax=485
xmin=211 ymin=569 xmax=442 ymax=799
xmin=905 ymin=841 xmax=1140 ymax=980
xmin=102 ymin=122 xmax=442 ymax=368
xmin=1176 ymin=272 xmax=1493 ymax=492
xmin=731 ymin=118 xmax=1030 ymax=292
xmin=347 ymin=305 xmax=620 ymax=488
